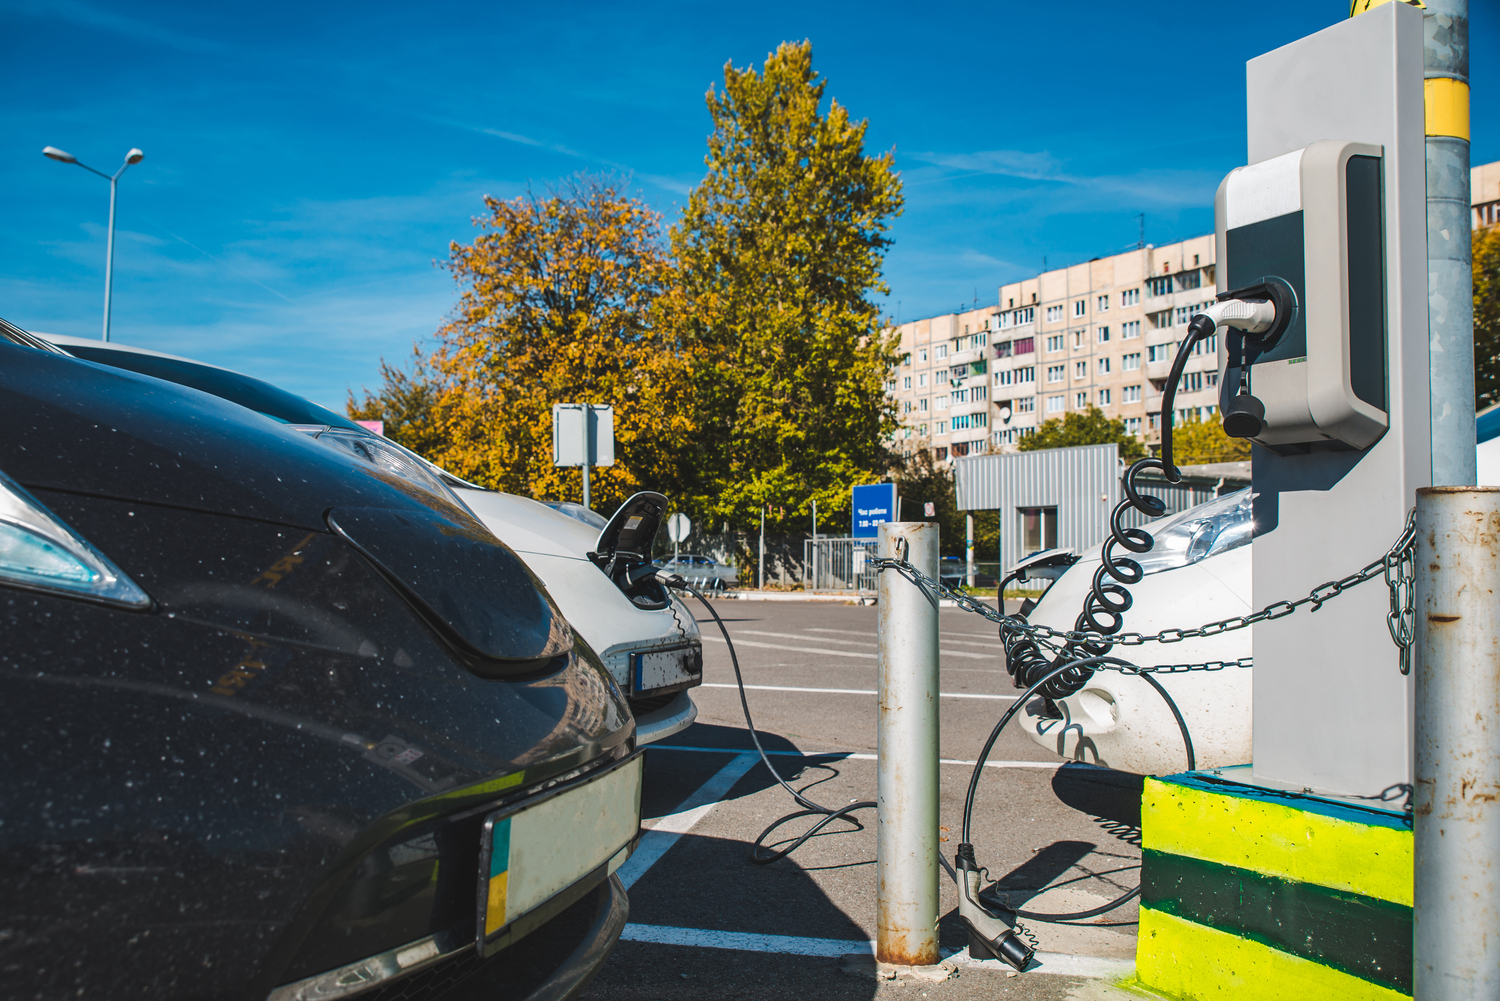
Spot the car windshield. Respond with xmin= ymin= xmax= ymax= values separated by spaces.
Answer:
xmin=63 ymin=345 xmax=364 ymax=431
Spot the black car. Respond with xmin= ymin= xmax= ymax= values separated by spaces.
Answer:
xmin=0 ymin=336 xmax=640 ymax=1000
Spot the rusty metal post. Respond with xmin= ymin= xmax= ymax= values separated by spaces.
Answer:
xmin=1414 ymin=487 xmax=1500 ymax=998
xmin=875 ymin=521 xmax=940 ymax=966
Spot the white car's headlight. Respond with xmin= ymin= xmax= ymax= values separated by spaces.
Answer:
xmin=1134 ymin=488 xmax=1254 ymax=575
xmin=0 ymin=468 xmax=151 ymax=609
xmin=292 ymin=426 xmax=470 ymax=512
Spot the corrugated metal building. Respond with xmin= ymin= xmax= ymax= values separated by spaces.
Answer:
xmin=953 ymin=444 xmax=1120 ymax=571
xmin=954 ymin=445 xmax=1249 ymax=571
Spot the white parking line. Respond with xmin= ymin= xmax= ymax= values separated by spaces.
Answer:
xmin=650 ymin=744 xmax=1058 ymax=770
xmin=617 ymin=751 xmax=758 ymax=890
xmin=616 ymin=924 xmax=1136 ymax=978
xmin=699 ymin=682 xmax=1017 ymax=701
xmin=702 ymin=633 xmax=992 ymax=660
xmin=806 ymin=627 xmax=1003 ymax=650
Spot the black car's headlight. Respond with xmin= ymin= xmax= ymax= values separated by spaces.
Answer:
xmin=291 ymin=425 xmax=469 ymax=511
xmin=0 ymin=468 xmax=150 ymax=609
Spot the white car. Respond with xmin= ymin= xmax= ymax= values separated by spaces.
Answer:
xmin=40 ymin=333 xmax=702 ymax=743
xmin=1017 ymin=489 xmax=1254 ymax=775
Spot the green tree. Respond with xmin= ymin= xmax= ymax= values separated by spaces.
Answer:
xmin=890 ymin=450 xmax=997 ymax=559
xmin=1475 ymin=224 xmax=1500 ymax=411
xmin=1170 ymin=413 xmax=1251 ymax=465
xmin=1017 ymin=406 xmax=1145 ymax=462
xmin=666 ymin=40 xmax=905 ymax=529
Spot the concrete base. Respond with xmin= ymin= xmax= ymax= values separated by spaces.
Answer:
xmin=1137 ymin=772 xmax=1413 ymax=999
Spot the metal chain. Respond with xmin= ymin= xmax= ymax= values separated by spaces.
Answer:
xmin=870 ymin=508 xmax=1418 ymax=674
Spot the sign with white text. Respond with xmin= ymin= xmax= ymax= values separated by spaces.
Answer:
xmin=851 ymin=483 xmax=897 ymax=539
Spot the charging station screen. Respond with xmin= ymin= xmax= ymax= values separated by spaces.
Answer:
xmin=851 ymin=483 xmax=897 ymax=538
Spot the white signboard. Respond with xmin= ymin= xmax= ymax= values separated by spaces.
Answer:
xmin=667 ymin=513 xmax=691 ymax=544
xmin=552 ymin=404 xmax=615 ymax=467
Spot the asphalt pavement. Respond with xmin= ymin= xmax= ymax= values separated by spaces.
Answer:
xmin=578 ymin=597 xmax=1149 ymax=1001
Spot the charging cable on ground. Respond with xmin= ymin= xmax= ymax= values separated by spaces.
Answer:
xmin=652 ymin=571 xmax=877 ymax=865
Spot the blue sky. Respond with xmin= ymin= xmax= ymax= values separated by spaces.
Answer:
xmin=3 ymin=0 xmax=1495 ymax=411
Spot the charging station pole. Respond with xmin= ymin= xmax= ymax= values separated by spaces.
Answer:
xmin=875 ymin=521 xmax=940 ymax=968
xmin=1414 ymin=487 xmax=1500 ymax=998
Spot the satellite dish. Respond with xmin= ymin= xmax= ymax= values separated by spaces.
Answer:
xmin=998 ymin=405 xmax=1013 ymax=425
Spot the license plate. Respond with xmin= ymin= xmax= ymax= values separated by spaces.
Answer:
xmin=634 ymin=647 xmax=700 ymax=692
xmin=477 ymin=754 xmax=642 ymax=956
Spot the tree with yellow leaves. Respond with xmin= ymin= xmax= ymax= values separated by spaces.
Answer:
xmin=351 ymin=176 xmax=694 ymax=510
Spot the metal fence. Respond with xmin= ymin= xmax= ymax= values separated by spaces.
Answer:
xmin=803 ymin=537 xmax=881 ymax=593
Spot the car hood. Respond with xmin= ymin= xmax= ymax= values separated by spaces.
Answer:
xmin=0 ymin=344 xmax=457 ymax=531
xmin=456 ymin=488 xmax=600 ymax=558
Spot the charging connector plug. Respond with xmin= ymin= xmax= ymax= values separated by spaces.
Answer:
xmin=954 ymin=844 xmax=1034 ymax=971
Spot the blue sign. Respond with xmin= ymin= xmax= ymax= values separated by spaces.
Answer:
xmin=851 ymin=483 xmax=898 ymax=538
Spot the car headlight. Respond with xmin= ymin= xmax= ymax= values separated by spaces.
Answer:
xmin=0 ymin=468 xmax=151 ymax=609
xmin=291 ymin=426 xmax=471 ymax=513
xmin=1133 ymin=488 xmax=1254 ymax=575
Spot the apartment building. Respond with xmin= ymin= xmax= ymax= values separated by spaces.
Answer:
xmin=1476 ymin=159 xmax=1500 ymax=229
xmin=887 ymin=234 xmax=1222 ymax=461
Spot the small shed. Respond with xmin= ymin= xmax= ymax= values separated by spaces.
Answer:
xmin=953 ymin=444 xmax=1120 ymax=572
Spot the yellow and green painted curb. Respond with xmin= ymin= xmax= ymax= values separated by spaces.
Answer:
xmin=1137 ymin=772 xmax=1413 ymax=999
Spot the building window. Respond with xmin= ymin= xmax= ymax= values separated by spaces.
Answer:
xmin=918 ymin=373 xmax=928 ymax=388
xmin=1097 ymin=326 xmax=1110 ymax=343
xmin=973 ymin=386 xmax=988 ymax=402
xmin=1046 ymin=395 xmax=1065 ymax=412
xmin=972 ymin=332 xmax=988 ymax=348
xmin=1045 ymin=305 xmax=1065 ymax=323
xmin=903 ymin=400 xmax=913 ymax=413
xmin=1073 ymin=300 xmax=1087 ymax=317
xmin=1098 ymin=357 xmax=1111 ymax=374
xmin=903 ymin=427 xmax=912 ymax=439
xmin=1147 ymin=276 xmax=1174 ymax=297
xmin=1074 ymin=361 xmax=1087 ymax=379
xmin=1179 ymin=371 xmax=1203 ymax=393
xmin=935 ymin=446 xmax=948 ymax=460
xmin=1097 ymin=295 xmax=1110 ymax=312
xmin=1073 ymin=330 xmax=1085 ymax=348
xmin=1192 ymin=333 xmax=1218 ymax=356
xmin=919 ymin=398 xmax=928 ymax=411
xmin=952 ymin=389 xmax=967 ymax=404
xmin=1121 ymin=320 xmax=1141 ymax=339
xmin=1151 ymin=310 xmax=1174 ymax=329
xmin=902 ymin=376 xmax=912 ymax=390
xmin=1121 ymin=289 xmax=1140 ymax=307
xmin=1206 ymin=371 xmax=1220 ymax=388
xmin=993 ymin=428 xmax=1016 ymax=446
xmin=1047 ymin=365 xmax=1065 ymax=383
xmin=1016 ymin=397 xmax=1035 ymax=413
xmin=1149 ymin=413 xmax=1161 ymax=430
xmin=1016 ymin=367 xmax=1035 ymax=382
xmin=994 ymin=370 xmax=1013 ymax=387
xmin=1177 ymin=270 xmax=1202 ymax=291
xmin=936 ymin=421 xmax=948 ymax=434
xmin=1018 ymin=426 xmax=1035 ymax=439
xmin=936 ymin=344 xmax=948 ymax=360
xmin=1018 ymin=506 xmax=1058 ymax=553
xmin=1075 ymin=392 xmax=1088 ymax=408
xmin=1123 ymin=353 xmax=1142 ymax=371
xmin=1046 ymin=335 xmax=1065 ymax=352
xmin=951 ymin=413 xmax=988 ymax=430
xmin=919 ymin=349 xmax=928 ymax=363
xmin=1013 ymin=337 xmax=1035 ymax=355
xmin=902 ymin=352 xmax=911 ymax=366
xmin=1123 ymin=384 xmax=1141 ymax=403
xmin=936 ymin=394 xmax=949 ymax=409
xmin=1124 ymin=416 xmax=1142 ymax=434
xmin=994 ymin=340 xmax=1013 ymax=358
xmin=1099 ymin=388 xmax=1112 ymax=405
xmin=1148 ymin=343 xmax=1176 ymax=363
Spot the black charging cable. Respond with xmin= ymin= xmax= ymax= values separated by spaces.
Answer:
xmin=659 ymin=573 xmax=876 ymax=864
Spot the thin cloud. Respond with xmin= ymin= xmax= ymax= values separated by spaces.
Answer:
xmin=906 ymin=148 xmax=1218 ymax=207
xmin=2 ymin=0 xmax=228 ymax=54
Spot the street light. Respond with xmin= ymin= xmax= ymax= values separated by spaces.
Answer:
xmin=43 ymin=145 xmax=145 ymax=341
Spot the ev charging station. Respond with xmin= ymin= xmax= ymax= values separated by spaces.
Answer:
xmin=1221 ymin=2 xmax=1430 ymax=800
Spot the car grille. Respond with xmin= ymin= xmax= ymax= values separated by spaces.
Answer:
xmin=627 ymin=692 xmax=678 ymax=716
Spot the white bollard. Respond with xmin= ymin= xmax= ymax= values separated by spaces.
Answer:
xmin=875 ymin=521 xmax=940 ymax=967
xmin=1414 ymin=487 xmax=1500 ymax=999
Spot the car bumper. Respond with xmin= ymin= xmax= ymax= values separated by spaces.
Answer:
xmin=632 ymin=690 xmax=698 ymax=745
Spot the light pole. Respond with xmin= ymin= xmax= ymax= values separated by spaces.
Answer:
xmin=43 ymin=145 xmax=144 ymax=342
